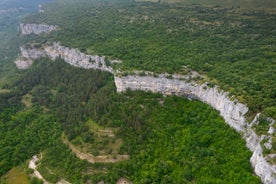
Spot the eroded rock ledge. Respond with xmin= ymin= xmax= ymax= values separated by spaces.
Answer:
xmin=16 ymin=43 xmax=276 ymax=184
xmin=20 ymin=23 xmax=57 ymax=35
xmin=16 ymin=42 xmax=120 ymax=73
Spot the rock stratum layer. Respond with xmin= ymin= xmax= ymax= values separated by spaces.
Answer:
xmin=20 ymin=23 xmax=57 ymax=35
xmin=17 ymin=42 xmax=119 ymax=73
xmin=16 ymin=42 xmax=276 ymax=184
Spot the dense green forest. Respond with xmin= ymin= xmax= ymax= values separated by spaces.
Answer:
xmin=0 ymin=60 xmax=260 ymax=183
xmin=0 ymin=0 xmax=275 ymax=183
xmin=23 ymin=0 xmax=276 ymax=116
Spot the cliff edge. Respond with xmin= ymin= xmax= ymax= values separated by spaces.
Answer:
xmin=15 ymin=40 xmax=276 ymax=184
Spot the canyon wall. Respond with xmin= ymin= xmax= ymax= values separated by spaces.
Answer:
xmin=16 ymin=42 xmax=119 ymax=73
xmin=15 ymin=42 xmax=276 ymax=183
xmin=20 ymin=23 xmax=57 ymax=35
xmin=115 ymin=74 xmax=276 ymax=184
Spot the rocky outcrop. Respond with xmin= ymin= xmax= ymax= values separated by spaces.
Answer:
xmin=114 ymin=74 xmax=276 ymax=184
xmin=14 ymin=59 xmax=33 ymax=69
xmin=14 ymin=46 xmax=45 ymax=69
xmin=39 ymin=4 xmax=44 ymax=13
xmin=16 ymin=42 xmax=119 ymax=73
xmin=29 ymin=155 xmax=49 ymax=184
xmin=0 ymin=8 xmax=19 ymax=14
xmin=20 ymin=46 xmax=46 ymax=59
xmin=44 ymin=42 xmax=116 ymax=73
xmin=20 ymin=23 xmax=57 ymax=35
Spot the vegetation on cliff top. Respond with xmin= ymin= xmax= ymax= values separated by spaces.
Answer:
xmin=23 ymin=0 xmax=276 ymax=116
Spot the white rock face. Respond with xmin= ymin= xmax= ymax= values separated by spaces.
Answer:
xmin=0 ymin=8 xmax=18 ymax=14
xmin=14 ymin=59 xmax=33 ymax=69
xmin=20 ymin=46 xmax=46 ymax=59
xmin=114 ymin=74 xmax=276 ymax=184
xmin=39 ymin=4 xmax=44 ymax=13
xmin=14 ymin=46 xmax=46 ymax=69
xmin=16 ymin=42 xmax=117 ymax=73
xmin=20 ymin=23 xmax=57 ymax=35
xmin=29 ymin=155 xmax=49 ymax=183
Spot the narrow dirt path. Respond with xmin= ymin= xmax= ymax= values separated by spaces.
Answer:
xmin=29 ymin=155 xmax=71 ymax=184
xmin=28 ymin=155 xmax=49 ymax=184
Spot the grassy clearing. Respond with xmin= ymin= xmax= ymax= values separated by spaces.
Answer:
xmin=5 ymin=166 xmax=29 ymax=184
xmin=87 ymin=119 xmax=117 ymax=137
xmin=62 ymin=133 xmax=129 ymax=163
xmin=0 ymin=89 xmax=10 ymax=94
xmin=62 ymin=120 xmax=128 ymax=163
xmin=21 ymin=94 xmax=32 ymax=108
xmin=85 ymin=119 xmax=123 ymax=154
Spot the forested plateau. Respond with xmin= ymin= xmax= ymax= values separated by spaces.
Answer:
xmin=0 ymin=0 xmax=275 ymax=184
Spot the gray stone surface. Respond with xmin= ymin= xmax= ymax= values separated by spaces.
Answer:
xmin=14 ymin=59 xmax=33 ymax=69
xmin=20 ymin=23 xmax=57 ymax=35
xmin=16 ymin=42 xmax=117 ymax=73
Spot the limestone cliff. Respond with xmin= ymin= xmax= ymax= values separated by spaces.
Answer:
xmin=15 ymin=42 xmax=276 ymax=183
xmin=14 ymin=59 xmax=33 ymax=69
xmin=0 ymin=8 xmax=19 ymax=14
xmin=16 ymin=42 xmax=119 ymax=73
xmin=20 ymin=23 xmax=57 ymax=35
xmin=115 ymin=74 xmax=276 ymax=184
